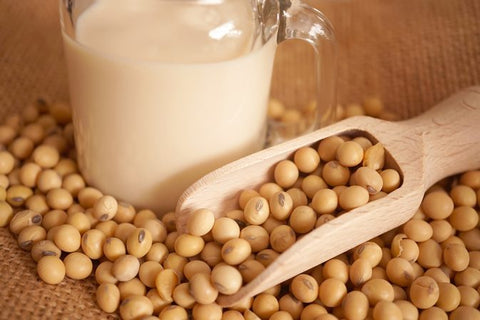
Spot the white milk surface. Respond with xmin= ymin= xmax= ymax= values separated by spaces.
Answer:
xmin=63 ymin=0 xmax=277 ymax=213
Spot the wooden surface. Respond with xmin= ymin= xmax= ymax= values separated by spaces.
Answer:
xmin=177 ymin=86 xmax=480 ymax=306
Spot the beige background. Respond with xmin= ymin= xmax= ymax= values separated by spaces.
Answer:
xmin=0 ymin=0 xmax=479 ymax=318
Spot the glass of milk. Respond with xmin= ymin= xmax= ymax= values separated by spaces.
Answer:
xmin=59 ymin=0 xmax=336 ymax=214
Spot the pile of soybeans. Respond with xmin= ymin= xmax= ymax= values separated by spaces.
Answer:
xmin=0 ymin=98 xmax=479 ymax=320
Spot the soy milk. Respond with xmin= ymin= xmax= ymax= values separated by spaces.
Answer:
xmin=63 ymin=0 xmax=277 ymax=212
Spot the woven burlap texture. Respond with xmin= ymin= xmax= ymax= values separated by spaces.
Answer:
xmin=1 ymin=0 xmax=479 ymax=319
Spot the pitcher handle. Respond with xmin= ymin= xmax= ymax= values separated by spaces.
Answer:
xmin=277 ymin=0 xmax=337 ymax=132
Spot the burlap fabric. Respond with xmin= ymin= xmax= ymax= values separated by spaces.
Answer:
xmin=0 ymin=0 xmax=479 ymax=318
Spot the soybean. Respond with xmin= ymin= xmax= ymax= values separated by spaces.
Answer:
xmin=126 ymin=228 xmax=152 ymax=258
xmin=211 ymin=264 xmax=243 ymax=295
xmin=31 ymin=239 xmax=61 ymax=262
xmin=63 ymin=252 xmax=93 ymax=280
xmin=361 ymin=278 xmax=394 ymax=306
xmin=155 ymin=268 xmax=179 ymax=302
xmin=373 ymin=301 xmax=403 ymax=320
xmin=46 ymin=188 xmax=73 ymax=210
xmin=18 ymin=162 xmax=41 ymax=188
xmin=318 ymin=136 xmax=344 ymax=162
xmin=103 ymin=237 xmax=126 ymax=261
xmin=92 ymin=195 xmax=118 ymax=221
xmin=172 ymin=282 xmax=196 ymax=309
xmin=37 ymin=169 xmax=62 ymax=193
xmin=349 ymin=258 xmax=373 ymax=287
xmin=269 ymin=225 xmax=296 ymax=253
xmin=289 ymin=205 xmax=316 ymax=234
xmin=37 ymin=255 xmax=65 ymax=285
xmin=53 ymin=224 xmax=81 ymax=252
xmin=421 ymin=191 xmax=454 ymax=220
xmin=290 ymin=274 xmax=318 ymax=303
xmin=17 ymin=225 xmax=46 ymax=250
xmin=336 ymin=141 xmax=364 ymax=167
xmin=67 ymin=212 xmax=91 ymax=234
xmin=243 ymin=196 xmax=270 ymax=226
xmin=238 ymin=259 xmax=265 ymax=283
xmin=274 ymin=160 xmax=299 ymax=189
xmin=119 ymin=295 xmax=154 ymax=320
xmin=0 ymin=151 xmax=15 ymax=175
xmin=252 ymin=293 xmax=279 ymax=319
xmin=338 ymin=185 xmax=369 ymax=210
xmin=222 ymin=238 xmax=252 ymax=265
xmin=187 ymin=208 xmax=215 ymax=236
xmin=189 ymin=272 xmax=218 ymax=304
xmin=212 ymin=217 xmax=240 ymax=244
xmin=183 ymin=260 xmax=211 ymax=281
xmin=342 ymin=291 xmax=369 ymax=320
xmin=293 ymin=147 xmax=320 ymax=173
xmin=42 ymin=210 xmax=67 ymax=230
xmin=118 ymin=278 xmax=146 ymax=300
xmin=322 ymin=160 xmax=350 ymax=186
xmin=6 ymin=185 xmax=33 ymax=208
xmin=409 ymin=276 xmax=440 ymax=309
xmin=159 ymin=305 xmax=188 ymax=320
xmin=354 ymin=166 xmax=383 ymax=194
xmin=113 ymin=202 xmax=136 ymax=223
xmin=240 ymin=225 xmax=270 ymax=253
xmin=82 ymin=229 xmax=106 ymax=259
xmin=174 ymin=233 xmax=204 ymax=257
xmin=269 ymin=191 xmax=294 ymax=221
xmin=32 ymin=144 xmax=59 ymax=168
xmin=9 ymin=209 xmax=42 ymax=234
xmin=95 ymin=261 xmax=118 ymax=285
xmin=112 ymin=255 xmax=140 ymax=282
xmin=96 ymin=283 xmax=121 ymax=313
xmin=319 ymin=278 xmax=347 ymax=307
xmin=145 ymin=243 xmax=169 ymax=264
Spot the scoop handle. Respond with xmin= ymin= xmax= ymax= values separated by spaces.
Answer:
xmin=405 ymin=86 xmax=480 ymax=188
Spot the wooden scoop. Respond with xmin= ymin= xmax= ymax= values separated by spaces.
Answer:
xmin=176 ymin=86 xmax=480 ymax=307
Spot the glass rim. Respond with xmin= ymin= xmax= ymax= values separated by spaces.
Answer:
xmin=59 ymin=0 xmax=281 ymax=66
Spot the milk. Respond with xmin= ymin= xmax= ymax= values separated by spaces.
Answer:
xmin=63 ymin=0 xmax=277 ymax=213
